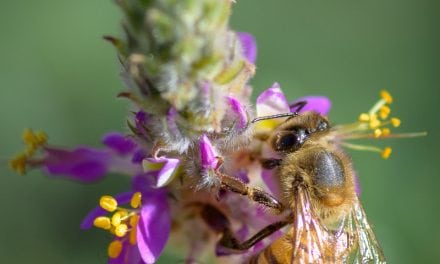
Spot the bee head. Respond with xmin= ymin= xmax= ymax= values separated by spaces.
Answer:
xmin=271 ymin=112 xmax=329 ymax=153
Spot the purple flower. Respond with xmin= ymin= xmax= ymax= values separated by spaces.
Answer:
xmin=226 ymin=95 xmax=248 ymax=129
xmin=238 ymin=32 xmax=257 ymax=64
xmin=256 ymin=82 xmax=331 ymax=117
xmin=199 ymin=134 xmax=218 ymax=170
xmin=40 ymin=132 xmax=140 ymax=182
xmin=142 ymin=156 xmax=180 ymax=187
xmin=82 ymin=173 xmax=171 ymax=264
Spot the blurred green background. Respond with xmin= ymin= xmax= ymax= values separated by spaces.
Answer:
xmin=0 ymin=0 xmax=438 ymax=263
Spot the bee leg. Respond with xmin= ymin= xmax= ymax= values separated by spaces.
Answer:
xmin=219 ymin=219 xmax=291 ymax=251
xmin=215 ymin=157 xmax=284 ymax=212
xmin=260 ymin=158 xmax=282 ymax=169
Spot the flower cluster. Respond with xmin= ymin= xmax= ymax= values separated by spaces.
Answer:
xmin=10 ymin=1 xmax=425 ymax=263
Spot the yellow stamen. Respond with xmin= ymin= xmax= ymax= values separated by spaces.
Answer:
xmin=111 ymin=212 xmax=122 ymax=227
xmin=381 ymin=147 xmax=392 ymax=159
xmin=382 ymin=128 xmax=391 ymax=136
xmin=129 ymin=228 xmax=137 ymax=245
xmin=380 ymin=90 xmax=393 ymax=104
xmin=100 ymin=196 xmax=118 ymax=212
xmin=108 ymin=240 xmax=123 ymax=259
xmin=379 ymin=105 xmax=391 ymax=119
xmin=129 ymin=214 xmax=140 ymax=227
xmin=358 ymin=113 xmax=370 ymax=122
xmin=22 ymin=129 xmax=48 ymax=155
xmin=374 ymin=128 xmax=382 ymax=138
xmin=10 ymin=153 xmax=28 ymax=175
xmin=369 ymin=117 xmax=381 ymax=129
xmin=130 ymin=192 xmax=142 ymax=209
xmin=93 ymin=216 xmax=111 ymax=230
xmin=115 ymin=224 xmax=128 ymax=237
xmin=390 ymin=118 xmax=401 ymax=127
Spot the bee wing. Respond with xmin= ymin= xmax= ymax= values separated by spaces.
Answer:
xmin=342 ymin=199 xmax=386 ymax=263
xmin=290 ymin=187 xmax=335 ymax=264
xmin=290 ymin=189 xmax=386 ymax=264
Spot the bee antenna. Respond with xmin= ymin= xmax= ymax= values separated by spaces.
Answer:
xmin=250 ymin=112 xmax=299 ymax=124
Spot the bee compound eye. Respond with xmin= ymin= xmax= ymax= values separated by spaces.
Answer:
xmin=274 ymin=130 xmax=307 ymax=152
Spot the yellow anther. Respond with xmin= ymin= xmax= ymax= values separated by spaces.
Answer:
xmin=129 ymin=214 xmax=140 ymax=227
xmin=111 ymin=212 xmax=122 ymax=227
xmin=93 ymin=216 xmax=111 ymax=230
xmin=369 ymin=118 xmax=381 ymax=129
xmin=380 ymin=90 xmax=393 ymax=104
xmin=382 ymin=128 xmax=391 ymax=136
xmin=390 ymin=118 xmax=401 ymax=127
xmin=374 ymin=129 xmax=382 ymax=138
xmin=130 ymin=192 xmax=142 ymax=209
xmin=129 ymin=228 xmax=137 ymax=245
xmin=10 ymin=153 xmax=28 ymax=175
xmin=115 ymin=224 xmax=128 ymax=237
xmin=358 ymin=113 xmax=370 ymax=122
xmin=381 ymin=147 xmax=392 ymax=159
xmin=99 ymin=196 xmax=118 ymax=212
xmin=107 ymin=240 xmax=123 ymax=259
xmin=23 ymin=129 xmax=47 ymax=147
xmin=379 ymin=105 xmax=391 ymax=119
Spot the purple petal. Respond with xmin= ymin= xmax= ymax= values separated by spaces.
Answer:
xmin=261 ymin=169 xmax=282 ymax=199
xmin=80 ymin=192 xmax=133 ymax=230
xmin=102 ymin=132 xmax=137 ymax=155
xmin=199 ymin=134 xmax=218 ymax=170
xmin=256 ymin=82 xmax=290 ymax=116
xmin=132 ymin=149 xmax=147 ymax=164
xmin=143 ymin=157 xmax=180 ymax=187
xmin=291 ymin=96 xmax=331 ymax=115
xmin=43 ymin=147 xmax=111 ymax=182
xmin=131 ymin=172 xmax=157 ymax=193
xmin=237 ymin=32 xmax=257 ymax=64
xmin=137 ymin=193 xmax=171 ymax=264
xmin=226 ymin=95 xmax=248 ymax=129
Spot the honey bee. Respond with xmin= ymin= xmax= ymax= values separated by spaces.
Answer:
xmin=210 ymin=109 xmax=386 ymax=263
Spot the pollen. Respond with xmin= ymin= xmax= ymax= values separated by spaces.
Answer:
xmin=381 ymin=147 xmax=392 ymax=159
xmin=382 ymin=128 xmax=391 ymax=136
xmin=380 ymin=90 xmax=393 ymax=104
xmin=111 ymin=212 xmax=122 ymax=227
xmin=391 ymin=118 xmax=401 ymax=127
xmin=93 ymin=216 xmax=111 ymax=230
xmin=100 ymin=195 xmax=118 ymax=212
xmin=129 ymin=214 xmax=140 ymax=227
xmin=22 ymin=129 xmax=48 ymax=155
xmin=130 ymin=192 xmax=142 ymax=209
xmin=358 ymin=113 xmax=370 ymax=122
xmin=129 ymin=228 xmax=137 ymax=245
xmin=115 ymin=224 xmax=128 ymax=237
xmin=107 ymin=240 xmax=123 ymax=259
xmin=10 ymin=153 xmax=28 ymax=175
xmin=369 ymin=115 xmax=381 ymax=129
xmin=379 ymin=105 xmax=391 ymax=120
xmin=374 ymin=129 xmax=382 ymax=138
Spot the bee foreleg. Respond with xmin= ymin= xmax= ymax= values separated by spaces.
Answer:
xmin=218 ymin=173 xmax=284 ymax=212
xmin=219 ymin=219 xmax=291 ymax=251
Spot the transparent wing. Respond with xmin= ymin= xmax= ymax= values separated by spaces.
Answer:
xmin=290 ymin=187 xmax=334 ymax=264
xmin=342 ymin=199 xmax=386 ymax=264
xmin=290 ymin=188 xmax=386 ymax=264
